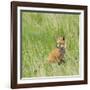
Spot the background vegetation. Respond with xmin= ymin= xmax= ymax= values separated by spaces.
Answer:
xmin=21 ymin=11 xmax=79 ymax=78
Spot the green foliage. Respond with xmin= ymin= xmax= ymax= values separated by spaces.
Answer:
xmin=21 ymin=11 xmax=79 ymax=78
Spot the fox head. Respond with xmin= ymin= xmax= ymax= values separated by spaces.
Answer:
xmin=56 ymin=36 xmax=65 ymax=48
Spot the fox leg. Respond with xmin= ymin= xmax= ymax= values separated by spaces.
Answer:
xmin=57 ymin=59 xmax=61 ymax=65
xmin=58 ymin=59 xmax=65 ymax=65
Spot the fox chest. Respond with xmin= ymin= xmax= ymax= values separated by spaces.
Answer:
xmin=51 ymin=48 xmax=65 ymax=59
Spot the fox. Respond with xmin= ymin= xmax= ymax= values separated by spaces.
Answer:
xmin=48 ymin=36 xmax=65 ymax=65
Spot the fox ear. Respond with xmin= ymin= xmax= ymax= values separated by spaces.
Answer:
xmin=63 ymin=36 xmax=65 ymax=40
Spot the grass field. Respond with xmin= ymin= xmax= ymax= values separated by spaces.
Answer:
xmin=21 ymin=11 xmax=80 ymax=78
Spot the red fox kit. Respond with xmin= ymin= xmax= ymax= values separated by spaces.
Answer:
xmin=48 ymin=36 xmax=65 ymax=65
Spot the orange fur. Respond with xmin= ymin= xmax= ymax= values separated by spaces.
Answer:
xmin=48 ymin=36 xmax=65 ymax=64
xmin=48 ymin=48 xmax=62 ymax=63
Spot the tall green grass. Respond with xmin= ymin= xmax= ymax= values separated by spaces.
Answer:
xmin=21 ymin=11 xmax=79 ymax=78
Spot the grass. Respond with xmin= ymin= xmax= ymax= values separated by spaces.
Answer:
xmin=21 ymin=11 xmax=80 ymax=78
